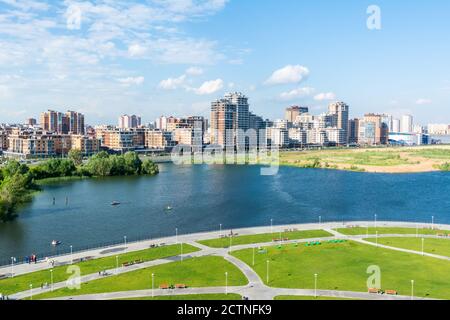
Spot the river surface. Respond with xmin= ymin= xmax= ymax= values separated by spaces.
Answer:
xmin=1 ymin=164 xmax=450 ymax=264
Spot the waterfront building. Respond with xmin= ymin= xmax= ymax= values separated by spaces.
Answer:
xmin=427 ymin=124 xmax=449 ymax=135
xmin=266 ymin=127 xmax=289 ymax=147
xmin=70 ymin=135 xmax=101 ymax=155
xmin=95 ymin=127 xmax=144 ymax=152
xmin=26 ymin=118 xmax=37 ymax=126
xmin=285 ymin=106 xmax=309 ymax=123
xmin=0 ymin=130 xmax=8 ymax=150
xmin=358 ymin=114 xmax=389 ymax=145
xmin=348 ymin=118 xmax=359 ymax=144
xmin=392 ymin=118 xmax=401 ymax=133
xmin=40 ymin=110 xmax=85 ymax=134
xmin=210 ymin=98 xmax=237 ymax=148
xmin=118 ymin=114 xmax=141 ymax=129
xmin=145 ymin=129 xmax=175 ymax=150
xmin=401 ymin=114 xmax=414 ymax=133
xmin=328 ymin=102 xmax=349 ymax=144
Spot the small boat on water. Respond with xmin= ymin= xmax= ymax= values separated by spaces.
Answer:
xmin=51 ymin=240 xmax=62 ymax=246
xmin=165 ymin=206 xmax=173 ymax=211
xmin=111 ymin=201 xmax=121 ymax=206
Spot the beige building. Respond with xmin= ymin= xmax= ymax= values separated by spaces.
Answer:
xmin=145 ymin=129 xmax=174 ymax=149
xmin=210 ymin=99 xmax=237 ymax=147
xmin=0 ymin=131 xmax=8 ymax=150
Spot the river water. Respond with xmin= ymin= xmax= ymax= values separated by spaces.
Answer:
xmin=1 ymin=164 xmax=450 ymax=263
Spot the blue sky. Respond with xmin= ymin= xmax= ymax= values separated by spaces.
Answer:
xmin=0 ymin=0 xmax=449 ymax=125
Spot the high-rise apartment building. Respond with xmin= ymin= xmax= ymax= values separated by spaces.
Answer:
xmin=285 ymin=106 xmax=309 ymax=123
xmin=328 ymin=102 xmax=349 ymax=144
xmin=358 ymin=114 xmax=389 ymax=145
xmin=210 ymin=98 xmax=237 ymax=148
xmin=118 ymin=115 xmax=141 ymax=129
xmin=401 ymin=115 xmax=414 ymax=133
xmin=348 ymin=118 xmax=359 ymax=144
xmin=40 ymin=110 xmax=85 ymax=134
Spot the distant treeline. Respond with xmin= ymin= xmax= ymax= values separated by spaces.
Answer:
xmin=0 ymin=151 xmax=159 ymax=222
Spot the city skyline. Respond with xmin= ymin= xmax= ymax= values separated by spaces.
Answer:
xmin=0 ymin=1 xmax=450 ymax=125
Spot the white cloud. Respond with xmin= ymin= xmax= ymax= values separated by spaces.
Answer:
xmin=416 ymin=98 xmax=432 ymax=105
xmin=186 ymin=67 xmax=204 ymax=76
xmin=265 ymin=65 xmax=310 ymax=85
xmin=128 ymin=44 xmax=147 ymax=57
xmin=118 ymin=76 xmax=145 ymax=86
xmin=314 ymin=92 xmax=336 ymax=101
xmin=280 ymin=87 xmax=315 ymax=100
xmin=158 ymin=75 xmax=187 ymax=90
xmin=194 ymin=79 xmax=224 ymax=95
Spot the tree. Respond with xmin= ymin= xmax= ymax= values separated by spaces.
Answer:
xmin=68 ymin=150 xmax=83 ymax=166
xmin=142 ymin=159 xmax=159 ymax=175
xmin=123 ymin=152 xmax=142 ymax=175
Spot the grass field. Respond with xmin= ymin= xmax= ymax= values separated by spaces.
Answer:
xmin=365 ymin=237 xmax=450 ymax=257
xmin=33 ymin=256 xmax=248 ymax=300
xmin=120 ymin=294 xmax=242 ymax=300
xmin=198 ymin=230 xmax=332 ymax=248
xmin=231 ymin=241 xmax=450 ymax=299
xmin=0 ymin=244 xmax=199 ymax=296
xmin=336 ymin=227 xmax=448 ymax=236
xmin=274 ymin=295 xmax=356 ymax=300
xmin=278 ymin=146 xmax=450 ymax=173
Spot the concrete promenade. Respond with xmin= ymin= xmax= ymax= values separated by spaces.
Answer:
xmin=1 ymin=221 xmax=449 ymax=301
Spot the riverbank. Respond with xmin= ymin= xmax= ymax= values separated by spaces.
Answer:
xmin=279 ymin=145 xmax=450 ymax=173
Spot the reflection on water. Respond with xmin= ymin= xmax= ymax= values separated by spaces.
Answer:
xmin=1 ymin=163 xmax=450 ymax=261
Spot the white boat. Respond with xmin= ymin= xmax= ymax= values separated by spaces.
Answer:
xmin=51 ymin=240 xmax=62 ymax=246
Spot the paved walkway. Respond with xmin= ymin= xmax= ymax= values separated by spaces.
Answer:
xmin=3 ymin=221 xmax=449 ymax=301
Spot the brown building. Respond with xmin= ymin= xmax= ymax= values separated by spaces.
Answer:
xmin=0 ymin=131 xmax=8 ymax=150
xmin=40 ymin=110 xmax=85 ymax=134
xmin=70 ymin=135 xmax=100 ymax=155
xmin=285 ymin=106 xmax=309 ymax=123
xmin=145 ymin=129 xmax=174 ymax=149
xmin=358 ymin=114 xmax=389 ymax=145
xmin=210 ymin=99 xmax=237 ymax=147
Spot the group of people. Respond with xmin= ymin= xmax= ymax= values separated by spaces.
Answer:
xmin=25 ymin=254 xmax=38 ymax=264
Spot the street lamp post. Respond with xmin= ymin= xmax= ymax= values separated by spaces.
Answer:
xmin=376 ymin=231 xmax=379 ymax=247
xmin=422 ymin=238 xmax=425 ymax=256
xmin=151 ymin=273 xmax=155 ymax=298
xmin=266 ymin=260 xmax=270 ymax=284
xmin=181 ymin=243 xmax=183 ymax=262
xmin=116 ymin=256 xmax=119 ymax=275
xmin=124 ymin=236 xmax=127 ymax=249
xmin=176 ymin=228 xmax=178 ymax=244
xmin=10 ymin=257 xmax=15 ymax=278
xmin=374 ymin=214 xmax=377 ymax=229
xmin=319 ymin=216 xmax=322 ymax=225
xmin=270 ymin=219 xmax=273 ymax=234
xmin=314 ymin=274 xmax=318 ymax=298
xmin=252 ymin=247 xmax=255 ymax=266
xmin=431 ymin=216 xmax=435 ymax=230
xmin=50 ymin=269 xmax=54 ymax=292
xmin=225 ymin=272 xmax=228 ymax=295
xmin=411 ymin=280 xmax=414 ymax=300
xmin=220 ymin=224 xmax=222 ymax=237
xmin=70 ymin=245 xmax=73 ymax=265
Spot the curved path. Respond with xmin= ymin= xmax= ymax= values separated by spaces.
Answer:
xmin=3 ymin=221 xmax=449 ymax=301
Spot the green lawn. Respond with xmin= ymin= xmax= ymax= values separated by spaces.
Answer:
xmin=121 ymin=294 xmax=242 ymax=301
xmin=198 ymin=230 xmax=332 ymax=248
xmin=279 ymin=150 xmax=411 ymax=167
xmin=33 ymin=256 xmax=248 ymax=300
xmin=231 ymin=241 xmax=450 ymax=300
xmin=365 ymin=237 xmax=450 ymax=258
xmin=0 ymin=244 xmax=199 ymax=296
xmin=411 ymin=149 xmax=450 ymax=160
xmin=274 ymin=295 xmax=356 ymax=300
xmin=336 ymin=227 xmax=447 ymax=236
